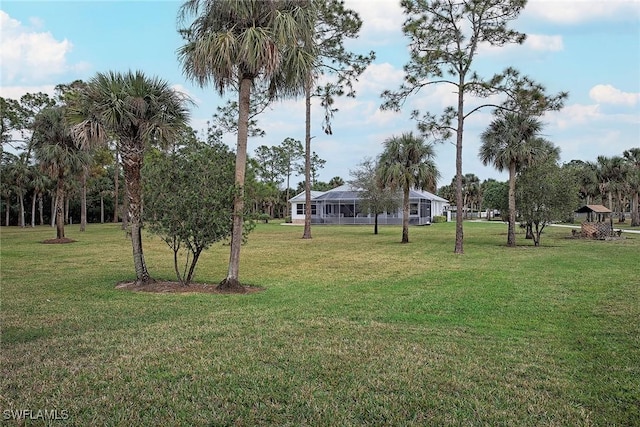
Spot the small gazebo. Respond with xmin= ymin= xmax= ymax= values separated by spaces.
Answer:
xmin=575 ymin=205 xmax=612 ymax=238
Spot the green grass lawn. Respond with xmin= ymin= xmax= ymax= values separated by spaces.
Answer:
xmin=1 ymin=222 xmax=638 ymax=426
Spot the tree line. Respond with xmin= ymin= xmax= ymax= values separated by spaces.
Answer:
xmin=0 ymin=95 xmax=342 ymax=229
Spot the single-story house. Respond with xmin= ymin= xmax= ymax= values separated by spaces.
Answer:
xmin=289 ymin=184 xmax=450 ymax=225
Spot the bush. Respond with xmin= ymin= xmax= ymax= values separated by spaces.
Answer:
xmin=432 ymin=215 xmax=446 ymax=223
xmin=284 ymin=216 xmax=292 ymax=223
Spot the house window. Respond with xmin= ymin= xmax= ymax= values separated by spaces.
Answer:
xmin=296 ymin=203 xmax=316 ymax=215
xmin=410 ymin=203 xmax=419 ymax=215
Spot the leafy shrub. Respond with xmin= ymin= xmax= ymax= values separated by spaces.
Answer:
xmin=432 ymin=215 xmax=446 ymax=223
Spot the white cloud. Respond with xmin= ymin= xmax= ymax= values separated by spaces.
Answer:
xmin=525 ymin=0 xmax=640 ymax=24
xmin=548 ymin=103 xmax=601 ymax=129
xmin=478 ymin=33 xmax=564 ymax=56
xmin=0 ymin=11 xmax=76 ymax=84
xmin=0 ymin=85 xmax=56 ymax=100
xmin=345 ymin=0 xmax=404 ymax=35
xmin=589 ymin=84 xmax=640 ymax=106
xmin=353 ymin=62 xmax=405 ymax=95
xmin=525 ymin=34 xmax=564 ymax=52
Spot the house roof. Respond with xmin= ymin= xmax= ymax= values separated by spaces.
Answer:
xmin=289 ymin=184 xmax=449 ymax=203
xmin=315 ymin=184 xmax=361 ymax=201
xmin=289 ymin=190 xmax=325 ymax=202
xmin=575 ymin=204 xmax=612 ymax=214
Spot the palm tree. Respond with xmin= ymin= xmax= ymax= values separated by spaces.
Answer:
xmin=70 ymin=71 xmax=190 ymax=284
xmin=328 ymin=176 xmax=344 ymax=188
xmin=178 ymin=0 xmax=317 ymax=291
xmin=378 ymin=132 xmax=440 ymax=244
xmin=595 ymin=156 xmax=616 ymax=226
xmin=9 ymin=152 xmax=32 ymax=228
xmin=566 ymin=160 xmax=599 ymax=206
xmin=479 ymin=113 xmax=546 ymax=247
xmin=623 ymin=148 xmax=640 ymax=226
xmin=1 ymin=152 xmax=17 ymax=226
xmin=30 ymin=166 xmax=51 ymax=227
xmin=32 ymin=106 xmax=87 ymax=240
xmin=607 ymin=156 xmax=630 ymax=222
xmin=461 ymin=173 xmax=480 ymax=219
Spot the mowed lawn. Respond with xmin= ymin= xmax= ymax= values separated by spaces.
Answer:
xmin=1 ymin=221 xmax=638 ymax=426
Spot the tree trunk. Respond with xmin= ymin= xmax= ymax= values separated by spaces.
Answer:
xmin=65 ymin=196 xmax=70 ymax=225
xmin=55 ymin=173 xmax=65 ymax=239
xmin=402 ymin=186 xmax=410 ymax=244
xmin=533 ymin=222 xmax=543 ymax=247
xmin=608 ymin=191 xmax=614 ymax=232
xmin=121 ymin=141 xmax=151 ymax=284
xmin=374 ymin=213 xmax=379 ymax=235
xmin=172 ymin=238 xmax=184 ymax=286
xmin=18 ymin=192 xmax=25 ymax=228
xmin=122 ymin=180 xmax=129 ymax=230
xmin=302 ymin=78 xmax=313 ymax=240
xmin=31 ymin=193 xmax=37 ymax=227
xmin=100 ymin=194 xmax=105 ymax=224
xmin=507 ymin=162 xmax=517 ymax=247
xmin=463 ymin=194 xmax=468 ymax=220
xmin=38 ymin=194 xmax=44 ymax=225
xmin=617 ymin=192 xmax=625 ymax=222
xmin=219 ymin=76 xmax=252 ymax=292
xmin=186 ymin=250 xmax=202 ymax=286
xmin=631 ymin=192 xmax=639 ymax=227
xmin=50 ymin=194 xmax=55 ymax=227
xmin=286 ymin=168 xmax=291 ymax=221
xmin=533 ymin=232 xmax=540 ymax=246
xmin=525 ymin=222 xmax=533 ymax=239
xmin=80 ymin=167 xmax=87 ymax=232
xmin=113 ymin=152 xmax=120 ymax=223
xmin=4 ymin=196 xmax=9 ymax=226
xmin=454 ymin=75 xmax=465 ymax=254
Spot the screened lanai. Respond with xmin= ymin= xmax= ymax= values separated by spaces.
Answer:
xmin=289 ymin=184 xmax=449 ymax=225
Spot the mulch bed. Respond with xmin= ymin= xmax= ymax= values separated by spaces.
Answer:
xmin=42 ymin=238 xmax=77 ymax=244
xmin=115 ymin=280 xmax=264 ymax=294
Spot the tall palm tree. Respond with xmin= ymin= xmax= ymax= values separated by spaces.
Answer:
xmin=32 ymin=106 xmax=87 ymax=240
xmin=479 ymin=113 xmax=546 ymax=247
xmin=461 ymin=173 xmax=480 ymax=219
xmin=70 ymin=71 xmax=190 ymax=284
xmin=595 ymin=156 xmax=615 ymax=224
xmin=566 ymin=160 xmax=599 ymax=206
xmin=30 ymin=166 xmax=51 ymax=227
xmin=1 ymin=152 xmax=17 ymax=226
xmin=178 ymin=0 xmax=317 ymax=291
xmin=378 ymin=132 xmax=440 ymax=244
xmin=9 ymin=153 xmax=31 ymax=228
xmin=607 ymin=156 xmax=630 ymax=222
xmin=623 ymin=148 xmax=640 ymax=226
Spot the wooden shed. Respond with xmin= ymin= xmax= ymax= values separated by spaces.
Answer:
xmin=575 ymin=205 xmax=612 ymax=239
xmin=575 ymin=204 xmax=611 ymax=222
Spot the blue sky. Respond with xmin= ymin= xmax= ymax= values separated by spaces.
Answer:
xmin=1 ymin=0 xmax=639 ymax=188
